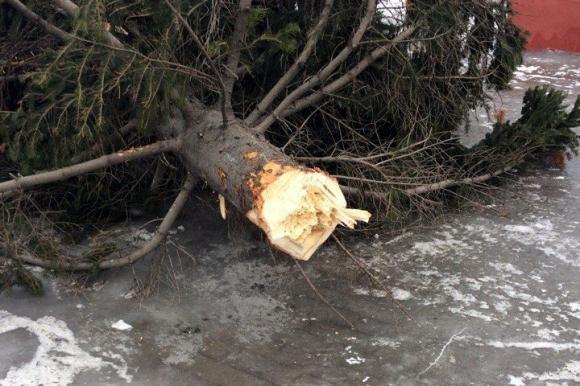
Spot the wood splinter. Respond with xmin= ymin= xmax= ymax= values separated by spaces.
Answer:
xmin=246 ymin=162 xmax=371 ymax=261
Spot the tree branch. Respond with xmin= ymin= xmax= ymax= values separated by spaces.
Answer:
xmin=244 ymin=0 xmax=335 ymax=125
xmin=69 ymin=119 xmax=138 ymax=164
xmin=5 ymin=0 xmax=71 ymax=41
xmin=163 ymin=0 xmax=228 ymax=126
xmin=252 ymin=0 xmax=377 ymax=133
xmin=340 ymin=161 xmax=517 ymax=199
xmin=223 ymin=0 xmax=252 ymax=118
xmin=52 ymin=0 xmax=123 ymax=48
xmin=0 ymin=139 xmax=180 ymax=195
xmin=5 ymin=174 xmax=196 ymax=271
xmin=259 ymin=25 xmax=416 ymax=132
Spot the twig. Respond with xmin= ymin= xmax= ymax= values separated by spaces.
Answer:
xmin=294 ymin=259 xmax=355 ymax=329
xmin=332 ymin=234 xmax=414 ymax=322
xmin=418 ymin=327 xmax=467 ymax=376
xmin=340 ymin=161 xmax=519 ymax=199
xmin=69 ymin=119 xmax=138 ymax=164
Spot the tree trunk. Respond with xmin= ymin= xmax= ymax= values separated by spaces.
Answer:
xmin=178 ymin=110 xmax=370 ymax=260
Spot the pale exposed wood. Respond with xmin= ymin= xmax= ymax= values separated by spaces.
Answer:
xmin=246 ymin=165 xmax=370 ymax=260
xmin=52 ymin=0 xmax=124 ymax=48
xmin=219 ymin=194 xmax=227 ymax=220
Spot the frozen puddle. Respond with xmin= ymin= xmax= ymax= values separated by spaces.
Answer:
xmin=0 ymin=310 xmax=132 ymax=385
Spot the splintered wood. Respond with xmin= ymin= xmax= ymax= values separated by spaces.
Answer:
xmin=246 ymin=162 xmax=371 ymax=260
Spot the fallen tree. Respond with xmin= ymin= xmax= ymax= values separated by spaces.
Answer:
xmin=0 ymin=0 xmax=578 ymax=270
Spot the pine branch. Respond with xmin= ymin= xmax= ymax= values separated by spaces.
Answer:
xmin=245 ymin=0 xmax=335 ymax=125
xmin=0 ymin=139 xmax=181 ymax=195
xmin=52 ymin=0 xmax=123 ymax=48
xmin=281 ymin=26 xmax=416 ymax=119
xmin=340 ymin=161 xmax=518 ymax=199
xmin=163 ymin=0 xmax=228 ymax=126
xmin=5 ymin=0 xmax=71 ymax=41
xmin=252 ymin=0 xmax=377 ymax=133
xmin=5 ymin=174 xmax=196 ymax=271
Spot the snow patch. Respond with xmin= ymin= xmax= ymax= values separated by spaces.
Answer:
xmin=449 ymin=307 xmax=494 ymax=322
xmin=488 ymin=341 xmax=580 ymax=351
xmin=391 ymin=287 xmax=413 ymax=301
xmin=111 ymin=320 xmax=133 ymax=331
xmin=508 ymin=375 xmax=525 ymax=386
xmin=378 ymin=0 xmax=406 ymax=26
xmin=0 ymin=310 xmax=132 ymax=385
xmin=510 ymin=361 xmax=580 ymax=384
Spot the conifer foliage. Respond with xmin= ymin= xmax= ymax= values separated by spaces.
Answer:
xmin=0 ymin=0 xmax=578 ymax=269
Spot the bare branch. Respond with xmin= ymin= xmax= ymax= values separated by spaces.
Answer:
xmin=52 ymin=0 xmax=123 ymax=48
xmin=163 ymin=0 xmax=228 ymax=126
xmin=5 ymin=174 xmax=196 ymax=271
xmin=245 ymin=0 xmax=335 ymax=125
xmin=52 ymin=0 xmax=77 ymax=18
xmin=340 ymin=161 xmax=518 ymax=199
xmin=253 ymin=0 xmax=377 ymax=133
xmin=0 ymin=139 xmax=180 ymax=195
xmin=223 ymin=0 xmax=252 ymax=117
xmin=5 ymin=0 xmax=71 ymax=41
xmin=269 ymin=26 xmax=417 ymax=128
xmin=403 ymin=161 xmax=515 ymax=195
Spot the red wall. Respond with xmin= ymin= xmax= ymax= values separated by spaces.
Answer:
xmin=512 ymin=0 xmax=580 ymax=52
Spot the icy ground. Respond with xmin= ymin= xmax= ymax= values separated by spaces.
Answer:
xmin=1 ymin=51 xmax=579 ymax=385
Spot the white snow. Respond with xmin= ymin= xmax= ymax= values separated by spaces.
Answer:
xmin=503 ymin=225 xmax=535 ymax=233
xmin=508 ymin=375 xmax=525 ymax=386
xmin=391 ymin=287 xmax=413 ymax=300
xmin=488 ymin=263 xmax=524 ymax=275
xmin=449 ymin=307 xmax=494 ymax=322
xmin=345 ymin=356 xmax=366 ymax=365
xmin=378 ymin=0 xmax=406 ymax=26
xmin=509 ymin=361 xmax=580 ymax=384
xmin=488 ymin=341 xmax=580 ymax=351
xmin=516 ymin=65 xmax=540 ymax=74
xmin=111 ymin=320 xmax=133 ymax=331
xmin=0 ymin=310 xmax=132 ymax=385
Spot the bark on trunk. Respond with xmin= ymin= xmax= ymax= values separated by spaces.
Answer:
xmin=178 ymin=110 xmax=370 ymax=260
